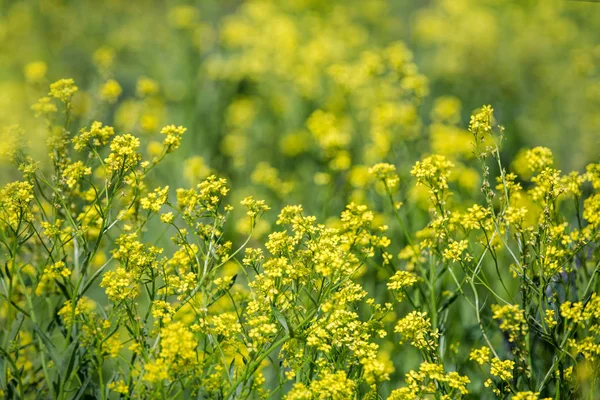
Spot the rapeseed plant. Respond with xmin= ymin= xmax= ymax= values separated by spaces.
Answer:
xmin=0 ymin=77 xmax=598 ymax=400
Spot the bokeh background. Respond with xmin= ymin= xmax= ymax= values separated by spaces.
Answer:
xmin=2 ymin=0 xmax=600 ymax=210
xmin=2 ymin=0 xmax=600 ymax=394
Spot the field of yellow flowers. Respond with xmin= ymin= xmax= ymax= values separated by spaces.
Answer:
xmin=1 ymin=1 xmax=600 ymax=399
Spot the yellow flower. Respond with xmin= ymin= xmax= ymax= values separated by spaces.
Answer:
xmin=73 ymin=121 xmax=115 ymax=150
xmin=512 ymin=392 xmax=546 ymax=400
xmin=442 ymin=240 xmax=471 ymax=263
xmin=24 ymin=61 xmax=47 ymax=83
xmin=411 ymin=154 xmax=454 ymax=195
xmin=369 ymin=163 xmax=400 ymax=190
xmin=100 ymin=267 xmax=139 ymax=302
xmin=0 ymin=181 xmax=34 ymax=229
xmin=241 ymin=196 xmax=270 ymax=218
xmin=525 ymin=146 xmax=554 ymax=172
xmin=491 ymin=303 xmax=528 ymax=343
xmin=62 ymin=161 xmax=92 ymax=189
xmin=49 ymin=78 xmax=78 ymax=103
xmin=31 ymin=97 xmax=57 ymax=117
xmin=387 ymin=270 xmax=418 ymax=301
xmin=161 ymin=124 xmax=187 ymax=152
xmin=544 ymin=309 xmax=557 ymax=329
xmin=160 ymin=212 xmax=174 ymax=224
xmin=104 ymin=134 xmax=141 ymax=174
xmin=469 ymin=346 xmax=491 ymax=365
xmin=100 ymin=79 xmax=122 ymax=103
xmin=107 ymin=380 xmax=128 ymax=394
xmin=93 ymin=46 xmax=116 ymax=70
xmin=136 ymin=77 xmax=159 ymax=97
xmin=490 ymin=357 xmax=514 ymax=381
xmin=394 ymin=311 xmax=438 ymax=351
xmin=140 ymin=186 xmax=169 ymax=212
xmin=468 ymin=105 xmax=494 ymax=134
xmin=583 ymin=193 xmax=600 ymax=228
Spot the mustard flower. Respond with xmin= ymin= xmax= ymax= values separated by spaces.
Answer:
xmin=369 ymin=162 xmax=400 ymax=190
xmin=490 ymin=357 xmax=514 ymax=381
xmin=468 ymin=105 xmax=494 ymax=134
xmin=442 ymin=240 xmax=471 ymax=263
xmin=395 ymin=311 xmax=438 ymax=350
xmin=525 ymin=147 xmax=554 ymax=172
xmin=100 ymin=267 xmax=139 ymax=302
xmin=49 ymin=78 xmax=78 ymax=102
xmin=31 ymin=96 xmax=57 ymax=117
xmin=24 ymin=61 xmax=47 ymax=83
xmin=100 ymin=79 xmax=122 ymax=103
xmin=387 ymin=270 xmax=418 ymax=301
xmin=491 ymin=303 xmax=528 ymax=343
xmin=241 ymin=196 xmax=270 ymax=218
xmin=73 ymin=121 xmax=115 ymax=150
xmin=161 ymin=124 xmax=187 ymax=153
xmin=62 ymin=161 xmax=92 ymax=188
xmin=104 ymin=134 xmax=142 ymax=174
xmin=410 ymin=154 xmax=454 ymax=195
xmin=141 ymin=186 xmax=169 ymax=212
xmin=469 ymin=346 xmax=491 ymax=365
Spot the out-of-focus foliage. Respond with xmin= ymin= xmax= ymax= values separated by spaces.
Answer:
xmin=412 ymin=0 xmax=600 ymax=170
xmin=2 ymin=0 xmax=598 ymax=211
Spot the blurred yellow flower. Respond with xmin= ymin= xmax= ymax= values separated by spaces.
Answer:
xmin=23 ymin=61 xmax=47 ymax=83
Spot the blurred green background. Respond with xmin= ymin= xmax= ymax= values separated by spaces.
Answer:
xmin=2 ymin=0 xmax=599 ymax=215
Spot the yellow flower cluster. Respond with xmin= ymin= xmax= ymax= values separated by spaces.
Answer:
xmin=389 ymin=362 xmax=470 ymax=399
xmin=387 ymin=270 xmax=418 ymax=301
xmin=491 ymin=303 xmax=528 ymax=343
xmin=73 ymin=121 xmax=115 ymax=150
xmin=0 ymin=181 xmax=34 ymax=229
xmin=395 ymin=311 xmax=438 ymax=351
xmin=145 ymin=321 xmax=197 ymax=382
xmin=104 ymin=134 xmax=142 ymax=174
xmin=140 ymin=186 xmax=169 ymax=212
xmin=31 ymin=97 xmax=57 ymax=117
xmin=48 ymin=78 xmax=78 ymax=102
xmin=369 ymin=162 xmax=400 ymax=190
xmin=442 ymin=240 xmax=471 ymax=263
xmin=469 ymin=346 xmax=491 ymax=365
xmin=525 ymin=146 xmax=554 ymax=172
xmin=100 ymin=79 xmax=122 ymax=103
xmin=286 ymin=370 xmax=356 ymax=400
xmin=36 ymin=261 xmax=71 ymax=295
xmin=561 ymin=294 xmax=600 ymax=360
xmin=100 ymin=267 xmax=138 ymax=302
xmin=177 ymin=174 xmax=229 ymax=217
xmin=161 ymin=124 xmax=186 ymax=153
xmin=241 ymin=196 xmax=270 ymax=219
xmin=62 ymin=160 xmax=91 ymax=188
xmin=411 ymin=154 xmax=455 ymax=196
xmin=490 ymin=357 xmax=514 ymax=381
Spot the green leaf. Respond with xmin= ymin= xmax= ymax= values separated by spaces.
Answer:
xmin=31 ymin=322 xmax=61 ymax=392
xmin=271 ymin=307 xmax=293 ymax=338
xmin=60 ymin=339 xmax=79 ymax=387
xmin=8 ymin=313 xmax=24 ymax=344
xmin=72 ymin=373 xmax=91 ymax=400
